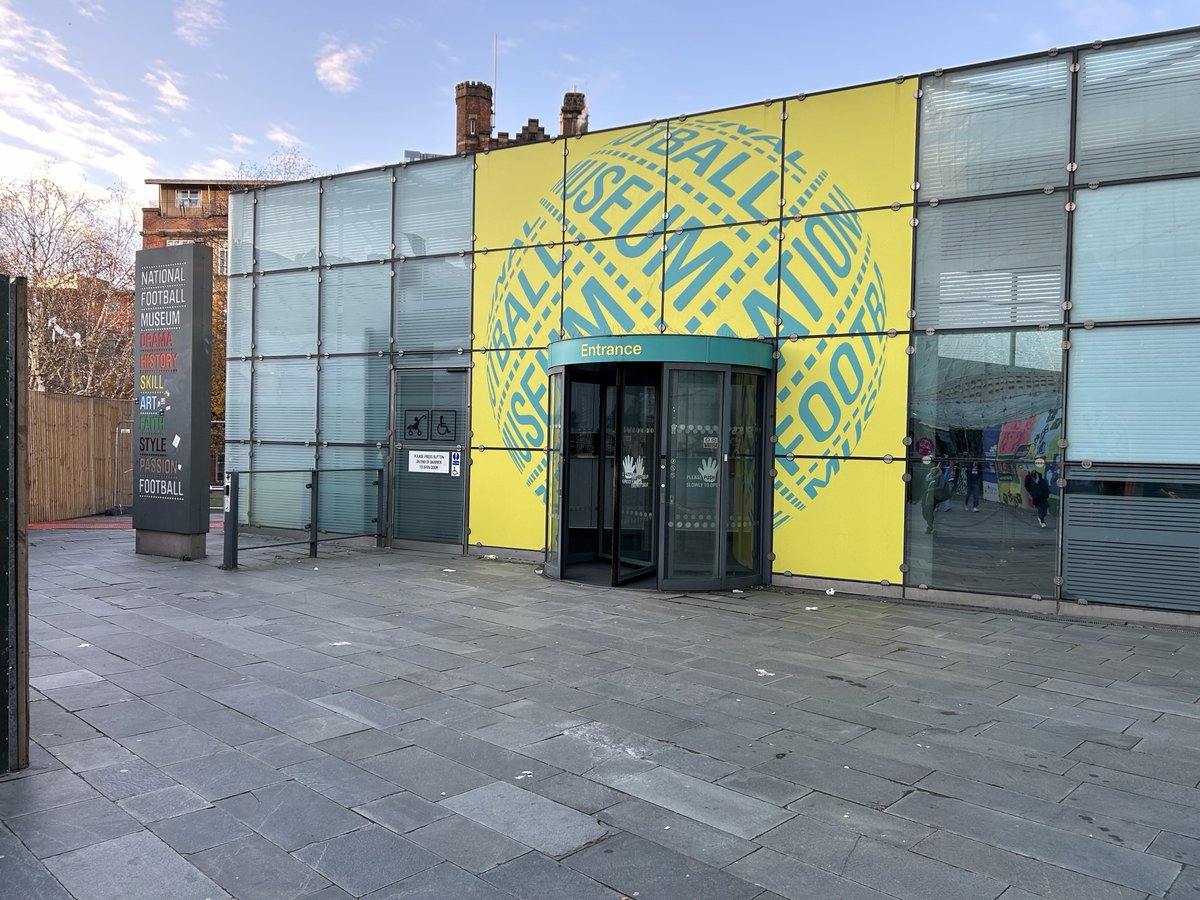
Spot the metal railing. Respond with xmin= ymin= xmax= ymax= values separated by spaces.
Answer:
xmin=221 ymin=467 xmax=387 ymax=569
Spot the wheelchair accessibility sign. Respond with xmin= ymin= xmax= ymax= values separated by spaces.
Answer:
xmin=450 ymin=450 xmax=461 ymax=478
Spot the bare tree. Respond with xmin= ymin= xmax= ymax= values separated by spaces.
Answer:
xmin=232 ymin=145 xmax=321 ymax=185
xmin=0 ymin=169 xmax=138 ymax=397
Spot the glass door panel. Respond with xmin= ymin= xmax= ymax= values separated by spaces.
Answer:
xmin=663 ymin=368 xmax=724 ymax=585
xmin=614 ymin=370 xmax=658 ymax=583
xmin=565 ymin=379 xmax=601 ymax=563
xmin=727 ymin=371 xmax=765 ymax=581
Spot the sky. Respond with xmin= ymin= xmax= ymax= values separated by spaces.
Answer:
xmin=2 ymin=0 xmax=1198 ymax=209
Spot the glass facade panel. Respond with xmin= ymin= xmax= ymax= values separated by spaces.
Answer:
xmin=1071 ymin=178 xmax=1200 ymax=322
xmin=227 ymin=276 xmax=252 ymax=357
xmin=247 ymin=444 xmax=314 ymax=530
xmin=393 ymin=368 xmax=467 ymax=543
xmin=1077 ymin=34 xmax=1200 ymax=182
xmin=255 ymin=271 xmax=317 ymax=356
xmin=909 ymin=330 xmax=1064 ymax=460
xmin=321 ymin=170 xmax=392 ymax=264
xmin=906 ymin=456 xmax=1058 ymax=597
xmin=229 ymin=191 xmax=254 ymax=275
xmin=1062 ymin=465 xmax=1200 ymax=611
xmin=396 ymin=157 xmax=473 ymax=257
xmin=318 ymin=356 xmax=389 ymax=444
xmin=915 ymin=194 xmax=1066 ymax=329
xmin=919 ymin=57 xmax=1071 ymax=199
xmin=317 ymin=445 xmax=387 ymax=536
xmin=320 ymin=266 xmax=391 ymax=354
xmin=395 ymin=257 xmax=471 ymax=351
xmin=256 ymin=182 xmax=319 ymax=271
xmin=1067 ymin=324 xmax=1200 ymax=464
xmin=225 ymin=360 xmax=250 ymax=441
xmin=253 ymin=360 xmax=315 ymax=441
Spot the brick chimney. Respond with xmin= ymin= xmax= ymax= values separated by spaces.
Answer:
xmin=455 ymin=81 xmax=494 ymax=154
xmin=560 ymin=91 xmax=588 ymax=138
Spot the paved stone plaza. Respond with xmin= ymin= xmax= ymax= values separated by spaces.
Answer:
xmin=2 ymin=523 xmax=1199 ymax=899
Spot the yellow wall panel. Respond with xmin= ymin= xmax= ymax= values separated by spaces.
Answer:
xmin=783 ymin=81 xmax=918 ymax=213
xmin=564 ymin=122 xmax=668 ymax=241
xmin=661 ymin=222 xmax=780 ymax=339
xmin=773 ymin=458 xmax=905 ymax=582
xmin=561 ymin=242 xmax=661 ymax=339
xmin=777 ymin=208 xmax=913 ymax=336
xmin=774 ymin=334 xmax=909 ymax=463
xmin=470 ymin=346 xmax=547 ymax=450
xmin=469 ymin=448 xmax=547 ymax=551
xmin=474 ymin=141 xmax=565 ymax=251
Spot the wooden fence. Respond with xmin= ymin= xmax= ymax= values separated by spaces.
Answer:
xmin=27 ymin=391 xmax=133 ymax=523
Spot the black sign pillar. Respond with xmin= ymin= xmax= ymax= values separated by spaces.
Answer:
xmin=132 ymin=244 xmax=212 ymax=559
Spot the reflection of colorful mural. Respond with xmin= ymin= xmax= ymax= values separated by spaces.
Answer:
xmin=988 ymin=408 xmax=1062 ymax=511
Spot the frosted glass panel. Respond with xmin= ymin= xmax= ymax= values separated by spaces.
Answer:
xmin=254 ymin=359 xmax=315 ymax=441
xmin=317 ymin=446 xmax=387 ymax=535
xmin=255 ymin=271 xmax=317 ymax=356
xmin=1077 ymin=34 xmax=1200 ymax=181
xmin=320 ymin=266 xmax=391 ymax=353
xmin=256 ymin=182 xmax=319 ymax=271
xmin=396 ymin=157 xmax=473 ymax=257
xmin=394 ymin=257 xmax=471 ymax=350
xmin=247 ymin=444 xmax=313 ymax=530
xmin=225 ymin=360 xmax=250 ymax=440
xmin=229 ymin=191 xmax=254 ymax=275
xmin=1067 ymin=325 xmax=1200 ymax=464
xmin=915 ymin=194 xmax=1066 ymax=329
xmin=227 ymin=276 xmax=252 ymax=357
xmin=321 ymin=171 xmax=392 ymax=264
xmin=919 ymin=58 xmax=1070 ymax=199
xmin=1072 ymin=178 xmax=1200 ymax=322
xmin=318 ymin=356 xmax=389 ymax=443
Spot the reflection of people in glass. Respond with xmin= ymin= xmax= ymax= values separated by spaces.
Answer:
xmin=922 ymin=464 xmax=952 ymax=534
xmin=964 ymin=461 xmax=982 ymax=511
xmin=1023 ymin=468 xmax=1051 ymax=528
xmin=941 ymin=461 xmax=956 ymax=512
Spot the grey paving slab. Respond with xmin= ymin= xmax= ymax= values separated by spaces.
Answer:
xmin=0 ymin=768 xmax=99 ymax=819
xmin=312 ymin=728 xmax=407 ymax=762
xmin=117 ymin=783 xmax=211 ymax=823
xmin=592 ymin=765 xmax=793 ymax=840
xmin=44 ymin=830 xmax=229 ymax=900
xmin=565 ymin=832 xmax=762 ymax=900
xmin=80 ymin=757 xmax=177 ymax=800
xmin=75 ymin=698 xmax=186 ymax=738
xmin=365 ymin=861 xmax=516 ymax=900
xmin=442 ymin=781 xmax=608 ymax=857
xmin=482 ymin=851 xmax=624 ymax=900
xmin=725 ymin=846 xmax=896 ymax=900
xmin=46 ymin=736 xmax=140 ymax=772
xmin=164 ymin=749 xmax=286 ymax=800
xmin=888 ymin=789 xmax=1180 ymax=895
xmin=355 ymin=791 xmax=452 ymax=834
xmin=293 ymin=824 xmax=442 ymax=896
xmin=148 ymin=805 xmax=254 ymax=854
xmin=6 ymin=796 xmax=142 ymax=858
xmin=217 ymin=781 xmax=365 ymax=851
xmin=599 ymin=797 xmax=756 ymax=868
xmin=189 ymin=832 xmax=331 ymax=900
xmin=283 ymin=756 xmax=401 ymax=807
xmin=0 ymin=822 xmax=74 ymax=900
xmin=359 ymin=745 xmax=495 ymax=801
xmin=523 ymin=771 xmax=625 ymax=815
xmin=405 ymin=813 xmax=529 ymax=872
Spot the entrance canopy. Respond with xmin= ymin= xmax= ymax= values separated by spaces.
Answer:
xmin=549 ymin=334 xmax=775 ymax=370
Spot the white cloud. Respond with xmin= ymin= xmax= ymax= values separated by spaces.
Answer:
xmin=266 ymin=125 xmax=302 ymax=146
xmin=174 ymin=0 xmax=226 ymax=47
xmin=315 ymin=40 xmax=369 ymax=93
xmin=0 ymin=4 xmax=158 ymax=200
xmin=143 ymin=65 xmax=188 ymax=112
xmin=229 ymin=132 xmax=256 ymax=152
xmin=73 ymin=1 xmax=104 ymax=19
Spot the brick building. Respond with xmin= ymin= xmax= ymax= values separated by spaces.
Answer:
xmin=455 ymin=82 xmax=588 ymax=154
